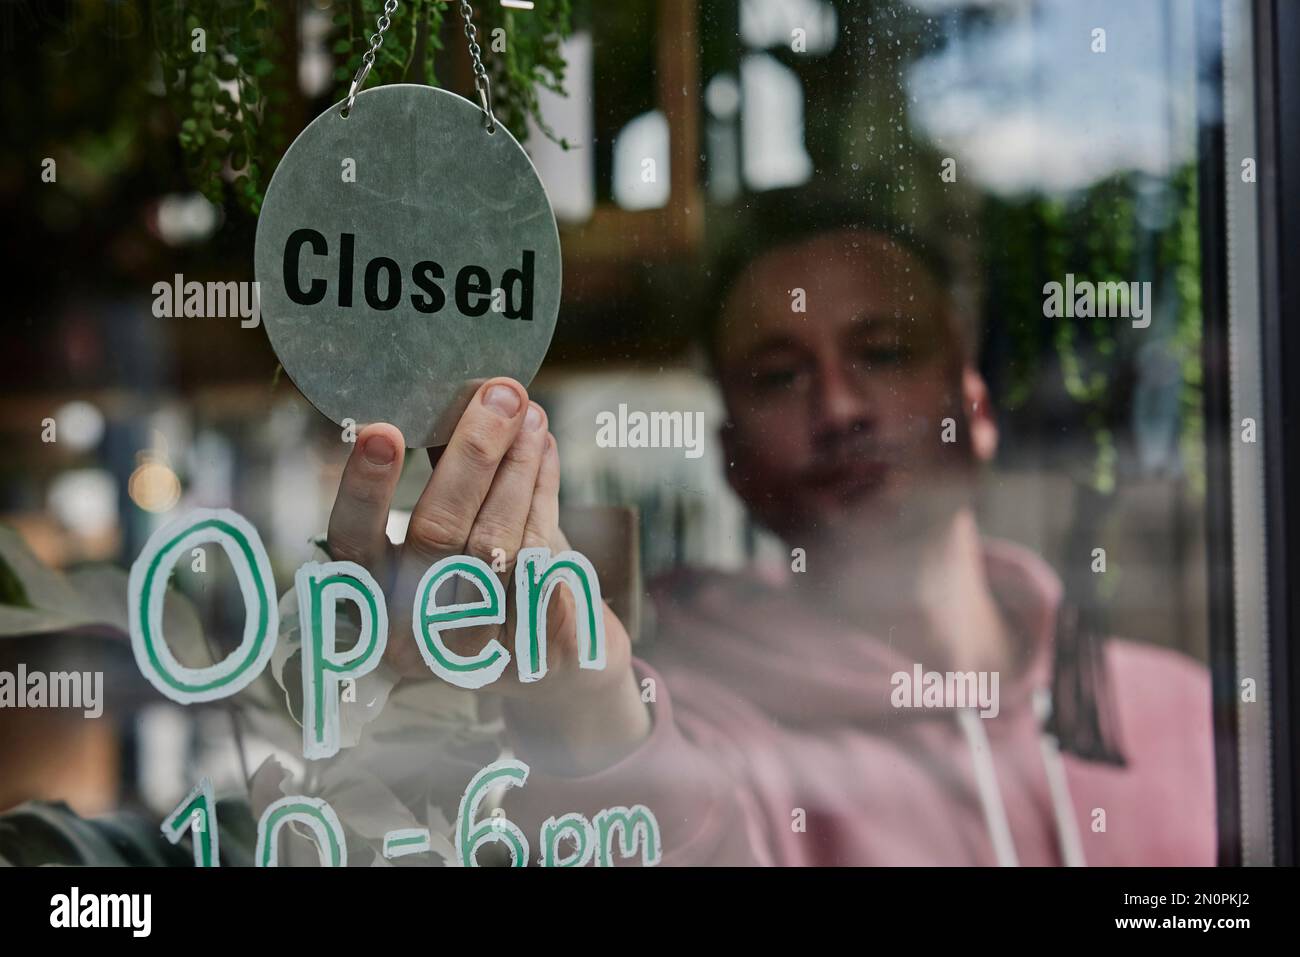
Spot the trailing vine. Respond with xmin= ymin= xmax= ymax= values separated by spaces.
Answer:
xmin=984 ymin=164 xmax=1204 ymax=496
xmin=150 ymin=0 xmax=573 ymax=216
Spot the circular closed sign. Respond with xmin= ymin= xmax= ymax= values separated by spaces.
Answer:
xmin=255 ymin=84 xmax=562 ymax=448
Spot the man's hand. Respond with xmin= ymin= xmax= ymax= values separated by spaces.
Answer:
xmin=326 ymin=377 xmax=650 ymax=775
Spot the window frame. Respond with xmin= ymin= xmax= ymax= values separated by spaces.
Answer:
xmin=1255 ymin=0 xmax=1300 ymax=867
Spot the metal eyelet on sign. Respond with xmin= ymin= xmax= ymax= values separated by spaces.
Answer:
xmin=341 ymin=0 xmax=498 ymax=134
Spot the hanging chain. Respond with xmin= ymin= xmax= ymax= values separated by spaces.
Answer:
xmin=341 ymin=0 xmax=498 ymax=133
xmin=459 ymin=0 xmax=497 ymax=133
xmin=342 ymin=0 xmax=399 ymax=117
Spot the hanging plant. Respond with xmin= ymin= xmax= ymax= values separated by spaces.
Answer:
xmin=150 ymin=0 xmax=573 ymax=216
xmin=985 ymin=163 xmax=1204 ymax=496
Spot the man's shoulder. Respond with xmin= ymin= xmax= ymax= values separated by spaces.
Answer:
xmin=1075 ymin=638 xmax=1216 ymax=863
xmin=1100 ymin=636 xmax=1215 ymax=776
xmin=1104 ymin=637 xmax=1210 ymax=705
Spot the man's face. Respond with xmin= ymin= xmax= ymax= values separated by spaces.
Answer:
xmin=715 ymin=229 xmax=985 ymax=551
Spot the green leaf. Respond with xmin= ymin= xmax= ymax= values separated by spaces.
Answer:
xmin=0 ymin=553 xmax=29 ymax=608
xmin=0 ymin=525 xmax=84 ymax=626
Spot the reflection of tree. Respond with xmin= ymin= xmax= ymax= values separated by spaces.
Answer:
xmin=984 ymin=163 xmax=1203 ymax=496
xmin=980 ymin=163 xmax=1203 ymax=763
xmin=780 ymin=0 xmax=977 ymax=226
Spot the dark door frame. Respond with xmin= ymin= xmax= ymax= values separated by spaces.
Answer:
xmin=1254 ymin=0 xmax=1300 ymax=867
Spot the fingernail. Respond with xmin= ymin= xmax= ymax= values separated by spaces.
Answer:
xmin=362 ymin=433 xmax=396 ymax=465
xmin=523 ymin=403 xmax=544 ymax=432
xmin=483 ymin=383 xmax=522 ymax=417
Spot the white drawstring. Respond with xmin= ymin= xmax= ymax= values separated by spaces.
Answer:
xmin=955 ymin=692 xmax=1088 ymax=867
xmin=1035 ymin=689 xmax=1088 ymax=867
xmin=956 ymin=707 xmax=1020 ymax=866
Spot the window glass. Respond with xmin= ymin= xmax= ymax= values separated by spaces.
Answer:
xmin=0 ymin=0 xmax=1268 ymax=868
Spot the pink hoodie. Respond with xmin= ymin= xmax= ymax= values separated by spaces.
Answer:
xmin=504 ymin=539 xmax=1216 ymax=865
